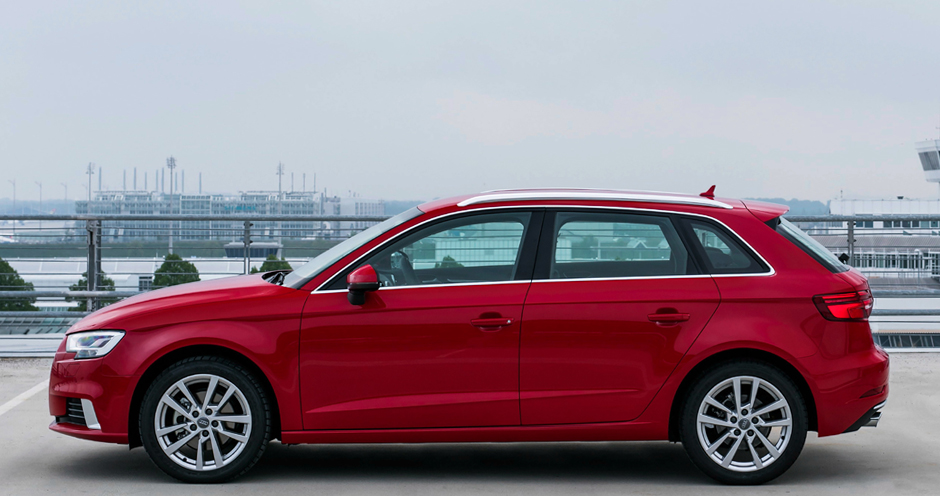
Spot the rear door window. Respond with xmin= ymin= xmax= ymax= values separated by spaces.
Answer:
xmin=548 ymin=211 xmax=695 ymax=279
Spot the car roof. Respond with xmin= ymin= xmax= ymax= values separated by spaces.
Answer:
xmin=417 ymin=188 xmax=744 ymax=214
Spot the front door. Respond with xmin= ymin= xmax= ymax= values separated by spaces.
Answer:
xmin=520 ymin=209 xmax=721 ymax=425
xmin=300 ymin=210 xmax=541 ymax=430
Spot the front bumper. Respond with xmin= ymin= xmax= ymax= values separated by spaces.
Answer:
xmin=48 ymin=348 xmax=136 ymax=444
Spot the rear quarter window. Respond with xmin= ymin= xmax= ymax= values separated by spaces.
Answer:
xmin=773 ymin=218 xmax=849 ymax=273
xmin=681 ymin=218 xmax=770 ymax=275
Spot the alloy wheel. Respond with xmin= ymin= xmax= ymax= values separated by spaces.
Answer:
xmin=153 ymin=374 xmax=253 ymax=472
xmin=695 ymin=375 xmax=793 ymax=472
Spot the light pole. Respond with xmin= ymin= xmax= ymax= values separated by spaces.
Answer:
xmin=276 ymin=162 xmax=285 ymax=248
xmin=85 ymin=163 xmax=95 ymax=203
xmin=7 ymin=179 xmax=14 ymax=237
xmin=166 ymin=157 xmax=177 ymax=255
xmin=35 ymin=181 xmax=42 ymax=230
xmin=61 ymin=182 xmax=68 ymax=202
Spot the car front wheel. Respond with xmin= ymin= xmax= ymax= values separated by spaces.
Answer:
xmin=139 ymin=356 xmax=271 ymax=483
xmin=679 ymin=360 xmax=808 ymax=485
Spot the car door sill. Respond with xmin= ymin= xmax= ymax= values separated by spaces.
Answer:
xmin=281 ymin=420 xmax=660 ymax=444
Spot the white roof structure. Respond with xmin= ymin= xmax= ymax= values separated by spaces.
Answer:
xmin=916 ymin=139 xmax=940 ymax=186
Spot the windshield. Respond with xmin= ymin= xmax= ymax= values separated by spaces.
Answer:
xmin=777 ymin=218 xmax=849 ymax=273
xmin=282 ymin=207 xmax=424 ymax=288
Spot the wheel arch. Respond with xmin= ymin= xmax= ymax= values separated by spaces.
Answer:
xmin=127 ymin=344 xmax=282 ymax=449
xmin=667 ymin=348 xmax=817 ymax=442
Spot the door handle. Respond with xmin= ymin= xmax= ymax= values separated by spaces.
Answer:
xmin=647 ymin=313 xmax=690 ymax=325
xmin=471 ymin=317 xmax=514 ymax=330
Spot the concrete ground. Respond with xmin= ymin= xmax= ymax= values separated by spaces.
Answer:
xmin=0 ymin=354 xmax=936 ymax=495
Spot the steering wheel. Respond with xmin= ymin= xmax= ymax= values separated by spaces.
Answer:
xmin=397 ymin=250 xmax=418 ymax=285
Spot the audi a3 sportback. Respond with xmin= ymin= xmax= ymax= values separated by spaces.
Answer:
xmin=49 ymin=188 xmax=888 ymax=484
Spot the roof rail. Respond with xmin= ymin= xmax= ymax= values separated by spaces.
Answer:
xmin=457 ymin=190 xmax=734 ymax=209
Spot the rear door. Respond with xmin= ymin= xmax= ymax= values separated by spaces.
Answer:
xmin=519 ymin=209 xmax=721 ymax=425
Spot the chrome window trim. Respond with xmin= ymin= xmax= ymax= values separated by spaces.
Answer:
xmin=316 ymin=279 xmax=532 ymax=294
xmin=313 ymin=204 xmax=773 ymax=293
xmin=457 ymin=191 xmax=734 ymax=210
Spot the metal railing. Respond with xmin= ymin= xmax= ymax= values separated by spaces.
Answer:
xmin=0 ymin=212 xmax=388 ymax=319
xmin=1 ymin=212 xmax=940 ymax=350
xmin=785 ymin=214 xmax=940 ymax=282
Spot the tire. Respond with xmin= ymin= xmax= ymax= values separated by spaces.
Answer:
xmin=139 ymin=356 xmax=272 ymax=483
xmin=679 ymin=360 xmax=808 ymax=485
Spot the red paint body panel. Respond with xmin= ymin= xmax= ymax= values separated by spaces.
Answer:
xmin=49 ymin=421 xmax=128 ymax=444
xmin=299 ymin=283 xmax=527 ymax=429
xmin=520 ymin=277 xmax=720 ymax=424
xmin=47 ymin=189 xmax=889 ymax=450
xmin=741 ymin=199 xmax=790 ymax=222
xmin=48 ymin=274 xmax=307 ymax=438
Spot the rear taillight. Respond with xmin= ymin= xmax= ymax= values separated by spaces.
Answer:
xmin=813 ymin=290 xmax=873 ymax=321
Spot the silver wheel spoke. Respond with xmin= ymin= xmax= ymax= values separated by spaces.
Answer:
xmin=698 ymin=414 xmax=735 ymax=428
xmin=755 ymin=429 xmax=781 ymax=458
xmin=216 ymin=427 xmax=248 ymax=443
xmin=748 ymin=378 xmax=760 ymax=409
xmin=164 ymin=430 xmax=198 ymax=455
xmin=761 ymin=418 xmax=792 ymax=428
xmin=161 ymin=395 xmax=194 ymax=421
xmin=209 ymin=430 xmax=225 ymax=467
xmin=156 ymin=423 xmax=188 ymax=437
xmin=195 ymin=437 xmax=205 ymax=470
xmin=203 ymin=376 xmax=219 ymax=410
xmin=721 ymin=435 xmax=744 ymax=468
xmin=752 ymin=399 xmax=787 ymax=418
xmin=704 ymin=396 xmax=734 ymax=416
xmin=747 ymin=436 xmax=764 ymax=469
xmin=705 ymin=430 xmax=733 ymax=455
xmin=175 ymin=380 xmax=199 ymax=411
xmin=216 ymin=385 xmax=236 ymax=410
xmin=214 ymin=414 xmax=251 ymax=424
xmin=732 ymin=378 xmax=743 ymax=411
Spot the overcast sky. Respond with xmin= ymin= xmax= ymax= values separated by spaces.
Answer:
xmin=3 ymin=1 xmax=940 ymax=202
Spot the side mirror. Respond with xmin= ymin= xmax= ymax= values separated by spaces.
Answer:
xmin=347 ymin=265 xmax=380 ymax=305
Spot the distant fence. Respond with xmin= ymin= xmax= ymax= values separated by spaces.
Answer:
xmin=2 ymin=212 xmax=940 ymax=351
xmin=0 ymin=212 xmax=389 ymax=314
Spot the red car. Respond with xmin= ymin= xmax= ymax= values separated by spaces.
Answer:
xmin=49 ymin=188 xmax=888 ymax=484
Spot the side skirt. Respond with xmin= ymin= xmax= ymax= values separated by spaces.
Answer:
xmin=281 ymin=421 xmax=662 ymax=444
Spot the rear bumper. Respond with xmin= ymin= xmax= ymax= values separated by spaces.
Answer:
xmin=844 ymin=400 xmax=886 ymax=433
xmin=813 ymin=345 xmax=889 ymax=436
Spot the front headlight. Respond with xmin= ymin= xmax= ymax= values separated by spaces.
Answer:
xmin=65 ymin=330 xmax=125 ymax=359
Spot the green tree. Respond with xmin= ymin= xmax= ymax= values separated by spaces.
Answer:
xmin=434 ymin=255 xmax=464 ymax=269
xmin=0 ymin=256 xmax=38 ymax=311
xmin=67 ymin=271 xmax=117 ymax=311
xmin=251 ymin=254 xmax=292 ymax=273
xmin=153 ymin=253 xmax=201 ymax=288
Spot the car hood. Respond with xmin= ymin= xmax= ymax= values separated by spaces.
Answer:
xmin=68 ymin=273 xmax=301 ymax=333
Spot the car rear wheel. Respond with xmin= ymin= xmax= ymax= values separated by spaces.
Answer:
xmin=139 ymin=356 xmax=271 ymax=483
xmin=679 ymin=361 xmax=808 ymax=485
